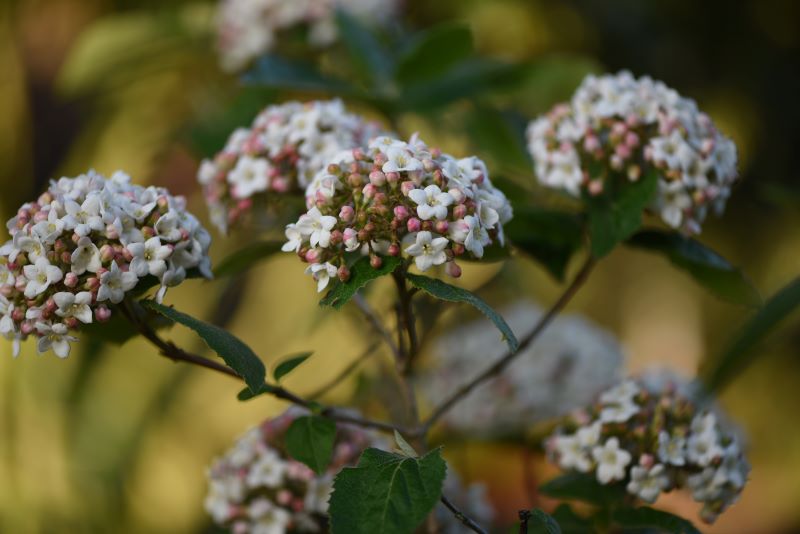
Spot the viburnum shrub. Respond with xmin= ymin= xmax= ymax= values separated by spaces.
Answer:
xmin=8 ymin=2 xmax=788 ymax=532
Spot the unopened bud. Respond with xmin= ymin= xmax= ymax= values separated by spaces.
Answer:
xmin=369 ymin=171 xmax=386 ymax=186
xmin=369 ymin=255 xmax=382 ymax=269
xmin=337 ymin=265 xmax=351 ymax=282
xmin=96 ymin=306 xmax=112 ymax=322
xmin=393 ymin=205 xmax=409 ymax=221
xmin=445 ymin=261 xmax=462 ymax=278
xmin=388 ymin=243 xmax=400 ymax=257
xmin=339 ymin=205 xmax=355 ymax=223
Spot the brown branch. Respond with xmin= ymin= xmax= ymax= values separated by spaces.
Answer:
xmin=419 ymin=256 xmax=596 ymax=434
xmin=440 ymin=495 xmax=488 ymax=534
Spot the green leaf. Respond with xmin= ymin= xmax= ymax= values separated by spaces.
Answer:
xmin=335 ymin=9 xmax=393 ymax=87
xmin=703 ymin=276 xmax=800 ymax=391
xmin=243 ymin=54 xmax=357 ymax=95
xmin=320 ymin=255 xmax=403 ymax=309
xmin=527 ymin=509 xmax=562 ymax=534
xmin=273 ymin=352 xmax=314 ymax=382
xmin=393 ymin=430 xmax=418 ymax=458
xmin=550 ymin=504 xmax=594 ymax=534
xmin=329 ymin=447 xmax=447 ymax=534
xmin=506 ymin=207 xmax=584 ymax=281
xmin=587 ymin=170 xmax=658 ymax=258
xmin=236 ymin=382 xmax=278 ymax=401
xmin=465 ymin=106 xmax=532 ymax=173
xmin=405 ymin=273 xmax=518 ymax=352
xmin=395 ymin=23 xmax=473 ymax=86
xmin=539 ymin=473 xmax=626 ymax=507
xmin=626 ymin=230 xmax=760 ymax=306
xmin=612 ymin=506 xmax=701 ymax=534
xmin=140 ymin=300 xmax=266 ymax=393
xmin=285 ymin=415 xmax=337 ymax=475
xmin=213 ymin=241 xmax=285 ymax=278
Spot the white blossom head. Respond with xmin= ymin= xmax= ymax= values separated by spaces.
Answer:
xmin=526 ymin=71 xmax=739 ymax=234
xmin=216 ymin=0 xmax=401 ymax=72
xmin=285 ymin=135 xmax=513 ymax=292
xmin=546 ymin=371 xmax=750 ymax=523
xmin=419 ymin=301 xmax=625 ymax=437
xmin=0 ymin=170 xmax=212 ymax=358
xmin=198 ymin=100 xmax=385 ymax=233
xmin=204 ymin=408 xmax=377 ymax=532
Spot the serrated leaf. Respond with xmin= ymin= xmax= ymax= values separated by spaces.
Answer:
xmin=335 ymin=9 xmax=392 ymax=87
xmin=587 ymin=170 xmax=658 ymax=258
xmin=550 ymin=504 xmax=593 ymax=534
xmin=395 ymin=23 xmax=473 ymax=86
xmin=612 ymin=506 xmax=701 ymax=534
xmin=528 ymin=509 xmax=562 ymax=534
xmin=539 ymin=472 xmax=626 ymax=507
xmin=393 ymin=430 xmax=418 ymax=458
xmin=703 ymin=276 xmax=800 ymax=391
xmin=626 ymin=230 xmax=760 ymax=306
xmin=285 ymin=415 xmax=337 ymax=475
xmin=506 ymin=207 xmax=584 ymax=281
xmin=140 ymin=300 xmax=266 ymax=393
xmin=405 ymin=273 xmax=518 ymax=352
xmin=273 ymin=351 xmax=313 ymax=382
xmin=320 ymin=255 xmax=402 ymax=309
xmin=243 ymin=54 xmax=357 ymax=95
xmin=213 ymin=241 xmax=284 ymax=278
xmin=329 ymin=447 xmax=447 ymax=534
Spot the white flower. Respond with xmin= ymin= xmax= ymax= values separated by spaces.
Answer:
xmin=554 ymin=434 xmax=593 ymax=472
xmin=576 ymin=421 xmax=602 ymax=448
xmin=599 ymin=379 xmax=640 ymax=404
xmin=35 ymin=322 xmax=77 ymax=358
xmin=228 ymin=156 xmax=271 ymax=199
xmin=63 ymin=196 xmax=103 ymax=236
xmin=248 ymin=498 xmax=291 ymax=534
xmin=14 ymin=234 xmax=46 ymax=262
xmin=690 ymin=412 xmax=718 ymax=435
xmin=687 ymin=430 xmax=723 ymax=467
xmin=22 ymin=258 xmax=63 ymax=298
xmin=657 ymin=431 xmax=686 ymax=466
xmin=382 ymin=147 xmax=423 ymax=173
xmin=408 ymin=185 xmax=454 ymax=220
xmin=547 ymin=150 xmax=584 ymax=195
xmin=154 ymin=212 xmax=182 ymax=242
xmin=404 ymin=231 xmax=448 ymax=271
xmin=53 ymin=292 xmax=93 ymax=323
xmin=297 ymin=207 xmax=337 ymax=248
xmin=246 ymin=449 xmax=287 ymax=489
xmin=281 ymin=224 xmax=303 ymax=253
xmin=128 ymin=237 xmax=172 ymax=278
xmin=97 ymin=261 xmax=138 ymax=304
xmin=449 ymin=215 xmax=489 ymax=258
xmin=70 ymin=237 xmax=102 ymax=275
xmin=599 ymin=400 xmax=639 ymax=423
xmin=0 ymin=263 xmax=14 ymax=286
xmin=656 ymin=180 xmax=692 ymax=228
xmin=32 ymin=210 xmax=65 ymax=244
xmin=305 ymin=262 xmax=338 ymax=292
xmin=627 ymin=464 xmax=669 ymax=503
xmin=304 ymin=474 xmax=334 ymax=514
xmin=592 ymin=438 xmax=632 ymax=484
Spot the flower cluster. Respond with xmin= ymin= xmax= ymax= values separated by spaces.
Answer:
xmin=284 ymin=135 xmax=513 ymax=292
xmin=527 ymin=71 xmax=739 ymax=233
xmin=204 ymin=409 xmax=376 ymax=533
xmin=216 ymin=0 xmax=401 ymax=72
xmin=419 ymin=301 xmax=624 ymax=437
xmin=547 ymin=373 xmax=750 ymax=523
xmin=0 ymin=171 xmax=212 ymax=358
xmin=198 ymin=100 xmax=385 ymax=233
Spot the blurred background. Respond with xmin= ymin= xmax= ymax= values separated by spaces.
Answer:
xmin=1 ymin=0 xmax=799 ymax=532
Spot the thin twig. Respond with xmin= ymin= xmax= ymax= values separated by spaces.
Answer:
xmin=420 ymin=256 xmax=596 ymax=434
xmin=307 ymin=341 xmax=380 ymax=400
xmin=440 ymin=495 xmax=488 ymax=534
xmin=353 ymin=293 xmax=400 ymax=360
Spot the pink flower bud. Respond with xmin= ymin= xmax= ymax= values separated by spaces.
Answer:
xmin=407 ymin=217 xmax=421 ymax=233
xmin=624 ymin=131 xmax=640 ymax=148
xmin=451 ymin=243 xmax=465 ymax=256
xmin=64 ymin=272 xmax=79 ymax=288
xmin=434 ymin=220 xmax=449 ymax=234
xmin=85 ymin=277 xmax=100 ymax=291
xmin=60 ymin=251 xmax=72 ymax=264
xmin=12 ymin=308 xmax=25 ymax=322
xmin=453 ymin=204 xmax=467 ymax=219
xmin=142 ymin=226 xmax=156 ymax=239
xmin=400 ymin=181 xmax=416 ymax=197
xmin=105 ymin=225 xmax=120 ymax=240
xmin=639 ymin=454 xmax=655 ymax=469
xmin=369 ymin=170 xmax=386 ymax=186
xmin=348 ymin=173 xmax=363 ymax=188
xmin=614 ymin=143 xmax=632 ymax=160
xmin=583 ymin=135 xmax=601 ymax=153
xmin=352 ymin=147 xmax=365 ymax=161
xmin=388 ymin=243 xmax=400 ymax=257
xmin=64 ymin=317 xmax=79 ymax=329
xmin=33 ymin=210 xmax=48 ymax=223
xmin=385 ymin=171 xmax=400 ymax=184
xmin=337 ymin=265 xmax=351 ymax=282
xmin=339 ymin=205 xmax=355 ymax=222
xmin=305 ymin=249 xmax=321 ymax=264
xmin=329 ymin=230 xmax=343 ymax=246
xmin=96 ymin=306 xmax=112 ymax=322
xmin=448 ymin=188 xmax=466 ymax=203
xmin=0 ymin=285 xmax=13 ymax=297
xmin=393 ymin=205 xmax=409 ymax=221
xmin=370 ymin=255 xmax=382 ymax=269
xmin=611 ymin=121 xmax=627 ymax=137
xmin=588 ymin=179 xmax=604 ymax=196
xmin=21 ymin=322 xmax=35 ymax=335
xmin=272 ymin=177 xmax=291 ymax=193
xmin=445 ymin=261 xmax=462 ymax=278
xmin=44 ymin=298 xmax=57 ymax=314
xmin=99 ymin=245 xmax=115 ymax=263
xmin=422 ymin=159 xmax=436 ymax=172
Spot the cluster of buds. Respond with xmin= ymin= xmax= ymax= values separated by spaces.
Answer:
xmin=527 ymin=71 xmax=739 ymax=234
xmin=546 ymin=374 xmax=750 ymax=523
xmin=284 ymin=135 xmax=513 ymax=292
xmin=204 ymin=409 xmax=377 ymax=533
xmin=0 ymin=171 xmax=212 ymax=358
xmin=419 ymin=301 xmax=624 ymax=437
xmin=198 ymin=100 xmax=385 ymax=233
xmin=216 ymin=0 xmax=401 ymax=72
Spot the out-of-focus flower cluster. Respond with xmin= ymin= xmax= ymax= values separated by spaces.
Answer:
xmin=198 ymin=100 xmax=385 ymax=234
xmin=205 ymin=409 xmax=375 ymax=533
xmin=285 ymin=135 xmax=513 ymax=292
xmin=547 ymin=373 xmax=750 ymax=523
xmin=526 ymin=71 xmax=738 ymax=233
xmin=436 ymin=472 xmax=495 ymax=534
xmin=0 ymin=171 xmax=212 ymax=358
xmin=419 ymin=301 xmax=624 ymax=437
xmin=216 ymin=0 xmax=401 ymax=72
